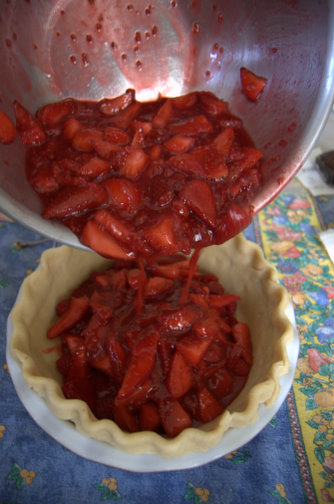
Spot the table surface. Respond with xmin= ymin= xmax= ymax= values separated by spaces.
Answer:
xmin=0 ymin=173 xmax=333 ymax=503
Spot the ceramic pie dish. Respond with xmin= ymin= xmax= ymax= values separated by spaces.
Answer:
xmin=9 ymin=234 xmax=294 ymax=458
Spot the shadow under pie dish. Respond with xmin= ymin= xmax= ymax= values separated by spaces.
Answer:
xmin=8 ymin=234 xmax=294 ymax=458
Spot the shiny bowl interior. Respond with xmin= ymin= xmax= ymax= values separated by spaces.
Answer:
xmin=0 ymin=0 xmax=334 ymax=247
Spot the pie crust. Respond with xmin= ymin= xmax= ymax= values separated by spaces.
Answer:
xmin=9 ymin=234 xmax=294 ymax=457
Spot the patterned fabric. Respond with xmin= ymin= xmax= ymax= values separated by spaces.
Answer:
xmin=0 ymin=178 xmax=333 ymax=504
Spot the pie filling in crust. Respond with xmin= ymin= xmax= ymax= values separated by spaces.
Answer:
xmin=10 ymin=235 xmax=294 ymax=457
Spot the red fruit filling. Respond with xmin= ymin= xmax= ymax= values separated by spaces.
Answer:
xmin=2 ymin=89 xmax=263 ymax=259
xmin=0 ymin=86 xmax=264 ymax=437
xmin=240 ymin=67 xmax=268 ymax=102
xmin=49 ymin=255 xmax=252 ymax=437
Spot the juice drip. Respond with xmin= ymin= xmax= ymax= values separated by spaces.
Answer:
xmin=179 ymin=247 xmax=202 ymax=305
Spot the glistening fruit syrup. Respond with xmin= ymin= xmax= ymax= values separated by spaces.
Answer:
xmin=1 ymin=73 xmax=267 ymax=435
xmin=23 ymin=89 xmax=263 ymax=260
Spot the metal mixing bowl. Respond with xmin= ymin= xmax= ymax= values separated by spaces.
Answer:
xmin=1 ymin=0 xmax=333 ymax=247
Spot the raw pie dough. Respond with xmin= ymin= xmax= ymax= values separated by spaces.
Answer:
xmin=9 ymin=234 xmax=294 ymax=457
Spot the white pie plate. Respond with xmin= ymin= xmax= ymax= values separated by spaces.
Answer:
xmin=6 ymin=300 xmax=299 ymax=473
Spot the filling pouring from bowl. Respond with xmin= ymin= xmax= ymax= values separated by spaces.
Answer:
xmin=3 ymin=70 xmax=296 ymax=451
xmin=0 ymin=70 xmax=267 ymax=261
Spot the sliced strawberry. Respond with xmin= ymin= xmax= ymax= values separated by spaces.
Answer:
xmin=94 ymin=209 xmax=133 ymax=244
xmin=28 ymin=168 xmax=59 ymax=193
xmin=62 ymin=375 xmax=96 ymax=411
xmin=226 ymin=345 xmax=250 ymax=376
xmin=126 ymin=268 xmax=144 ymax=290
xmin=205 ymin=161 xmax=229 ymax=181
xmin=130 ymin=127 xmax=145 ymax=149
xmin=121 ymin=148 xmax=149 ymax=178
xmin=176 ymin=333 xmax=214 ymax=367
xmin=80 ymin=305 xmax=103 ymax=332
xmin=211 ymin=126 xmax=234 ymax=155
xmin=72 ymin=128 xmax=103 ymax=152
xmin=215 ymin=204 xmax=253 ymax=243
xmin=149 ymin=144 xmax=162 ymax=160
xmin=146 ymin=258 xmax=192 ymax=279
xmin=193 ymin=315 xmax=223 ymax=338
xmin=104 ymin=126 xmax=130 ymax=145
xmin=99 ymin=89 xmax=135 ymax=116
xmin=67 ymin=343 xmax=89 ymax=380
xmin=109 ymin=268 xmax=128 ymax=289
xmin=145 ymin=213 xmax=189 ymax=255
xmin=152 ymin=99 xmax=173 ymax=128
xmin=230 ymin=146 xmax=263 ymax=174
xmin=240 ymin=67 xmax=268 ymax=102
xmin=93 ymin=138 xmax=121 ymax=159
xmin=163 ymin=135 xmax=195 ymax=153
xmin=158 ymin=305 xmax=201 ymax=334
xmin=13 ymin=100 xmax=46 ymax=145
xmin=103 ymin=177 xmax=141 ymax=215
xmin=157 ymin=338 xmax=173 ymax=376
xmin=56 ymin=299 xmax=71 ymax=317
xmin=116 ymin=380 xmax=153 ymax=407
xmin=107 ymin=333 xmax=127 ymax=384
xmin=208 ymin=294 xmax=240 ymax=308
xmin=56 ymin=352 xmax=72 ymax=377
xmin=77 ymin=157 xmax=109 ymax=178
xmin=81 ymin=220 xmax=135 ymax=260
xmin=196 ymin=386 xmax=223 ymax=423
xmin=232 ymin=322 xmax=252 ymax=365
xmin=64 ymin=334 xmax=83 ymax=355
xmin=146 ymin=174 xmax=174 ymax=208
xmin=144 ymin=276 xmax=174 ymax=298
xmin=166 ymin=351 xmax=193 ymax=399
xmin=37 ymin=100 xmax=74 ymax=124
xmin=42 ymin=183 xmax=107 ymax=219
xmin=181 ymin=391 xmax=199 ymax=420
xmin=172 ymin=92 xmax=197 ymax=109
xmin=158 ymin=399 xmax=192 ymax=437
xmin=112 ymin=101 xmax=141 ymax=129
xmin=207 ymin=368 xmax=233 ymax=399
xmin=130 ymin=120 xmax=152 ymax=136
xmin=139 ymin=401 xmax=161 ymax=431
xmin=169 ymin=153 xmax=203 ymax=177
xmin=51 ymin=166 xmax=87 ymax=189
xmin=90 ymin=353 xmax=114 ymax=375
xmin=89 ymin=290 xmax=114 ymax=319
xmin=0 ymin=109 xmax=17 ymax=144
xmin=179 ymin=179 xmax=217 ymax=227
xmin=116 ymin=329 xmax=159 ymax=400
xmin=169 ymin=114 xmax=213 ymax=136
xmin=203 ymin=340 xmax=228 ymax=364
xmin=199 ymin=92 xmax=228 ymax=116
xmin=188 ymin=293 xmax=208 ymax=308
xmin=235 ymin=166 xmax=261 ymax=195
xmin=95 ymin=393 xmax=114 ymax=420
xmin=51 ymin=157 xmax=81 ymax=175
xmin=47 ymin=295 xmax=90 ymax=339
xmin=113 ymin=403 xmax=138 ymax=432
xmin=62 ymin=117 xmax=82 ymax=140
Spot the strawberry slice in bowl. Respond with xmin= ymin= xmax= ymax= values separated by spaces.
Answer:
xmin=4 ymin=88 xmax=266 ymax=260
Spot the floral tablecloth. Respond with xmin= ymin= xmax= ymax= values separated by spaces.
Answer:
xmin=0 ymin=174 xmax=333 ymax=503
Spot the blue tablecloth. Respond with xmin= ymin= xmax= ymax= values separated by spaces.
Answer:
xmin=0 ymin=177 xmax=333 ymax=504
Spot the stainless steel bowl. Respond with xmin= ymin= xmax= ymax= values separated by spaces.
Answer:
xmin=1 ymin=0 xmax=333 ymax=247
